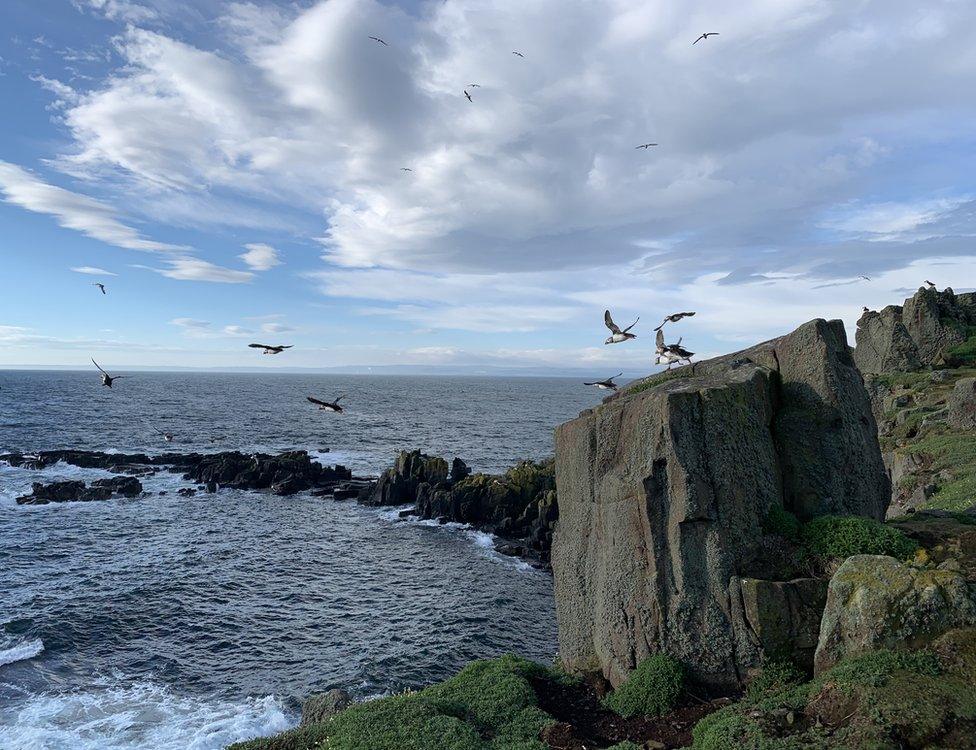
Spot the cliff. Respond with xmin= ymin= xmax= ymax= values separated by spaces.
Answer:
xmin=551 ymin=318 xmax=890 ymax=690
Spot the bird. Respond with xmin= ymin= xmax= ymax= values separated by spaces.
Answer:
xmin=248 ymin=343 xmax=293 ymax=355
xmin=583 ymin=373 xmax=623 ymax=391
xmin=91 ymin=358 xmax=127 ymax=388
xmin=862 ymin=306 xmax=869 ymax=313
xmin=665 ymin=338 xmax=695 ymax=365
xmin=464 ymin=89 xmax=473 ymax=102
xmin=154 ymin=427 xmax=174 ymax=443
xmin=859 ymin=275 xmax=871 ymax=281
xmin=368 ymin=36 xmax=388 ymax=46
xmin=307 ymin=395 xmax=344 ymax=413
xmin=654 ymin=311 xmax=696 ymax=331
xmin=468 ymin=83 xmax=481 ymax=88
xmin=93 ymin=283 xmax=106 ymax=294
xmin=604 ymin=310 xmax=638 ymax=344
xmin=654 ymin=329 xmax=678 ymax=368
xmin=925 ymin=280 xmax=936 ymax=289
xmin=512 ymin=51 xmax=524 ymax=58
xmin=693 ymin=32 xmax=719 ymax=44
xmin=400 ymin=167 xmax=413 ymax=172
xmin=636 ymin=143 xmax=658 ymax=149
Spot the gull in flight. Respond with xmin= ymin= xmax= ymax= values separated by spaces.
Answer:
xmin=512 ymin=51 xmax=524 ymax=58
xmin=468 ymin=83 xmax=481 ymax=88
xmin=464 ymin=89 xmax=473 ymax=102
xmin=859 ymin=275 xmax=871 ymax=281
xmin=93 ymin=283 xmax=106 ymax=294
xmin=249 ymin=343 xmax=293 ymax=355
xmin=401 ymin=167 xmax=413 ymax=172
xmin=368 ymin=36 xmax=388 ymax=46
xmin=604 ymin=310 xmax=638 ymax=344
xmin=584 ymin=373 xmax=623 ymax=391
xmin=654 ymin=311 xmax=696 ymax=331
xmin=307 ymin=395 xmax=344 ymax=413
xmin=91 ymin=358 xmax=128 ymax=388
xmin=693 ymin=32 xmax=719 ymax=44
xmin=636 ymin=143 xmax=658 ymax=149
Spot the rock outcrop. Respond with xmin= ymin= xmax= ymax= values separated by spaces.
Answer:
xmin=551 ymin=318 xmax=889 ymax=690
xmin=948 ymin=377 xmax=976 ymax=430
xmin=361 ymin=450 xmax=558 ymax=563
xmin=813 ymin=554 xmax=976 ymax=675
xmin=16 ymin=476 xmax=143 ymax=505
xmin=854 ymin=287 xmax=976 ymax=375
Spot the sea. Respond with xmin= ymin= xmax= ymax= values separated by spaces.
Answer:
xmin=0 ymin=371 xmax=602 ymax=750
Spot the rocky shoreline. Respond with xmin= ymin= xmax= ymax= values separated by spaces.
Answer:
xmin=2 ymin=447 xmax=556 ymax=566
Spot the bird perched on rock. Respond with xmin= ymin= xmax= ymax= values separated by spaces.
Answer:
xmin=862 ymin=306 xmax=869 ymax=313
xmin=693 ymin=32 xmax=719 ymax=44
xmin=583 ymin=373 xmax=623 ymax=391
xmin=307 ymin=395 xmax=344 ymax=413
xmin=654 ymin=311 xmax=696 ymax=330
xmin=604 ymin=310 xmax=638 ymax=344
xmin=925 ymin=280 xmax=936 ymax=289
xmin=249 ymin=343 xmax=293 ymax=355
xmin=91 ymin=358 xmax=127 ymax=388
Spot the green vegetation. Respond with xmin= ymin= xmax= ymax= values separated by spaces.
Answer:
xmin=909 ymin=432 xmax=976 ymax=512
xmin=602 ymin=654 xmax=684 ymax=718
xmin=692 ymin=643 xmax=976 ymax=750
xmin=947 ymin=327 xmax=976 ymax=366
xmin=761 ymin=505 xmax=801 ymax=541
xmin=625 ymin=368 xmax=693 ymax=395
xmin=228 ymin=655 xmax=565 ymax=750
xmin=799 ymin=515 xmax=918 ymax=561
xmin=606 ymin=743 xmax=642 ymax=750
xmin=745 ymin=659 xmax=805 ymax=703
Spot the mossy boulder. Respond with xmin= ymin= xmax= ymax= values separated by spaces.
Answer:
xmin=814 ymin=555 xmax=976 ymax=674
xmin=800 ymin=514 xmax=917 ymax=561
xmin=602 ymin=654 xmax=684 ymax=718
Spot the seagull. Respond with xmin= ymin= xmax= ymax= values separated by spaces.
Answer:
xmin=654 ymin=311 xmax=696 ymax=331
xmin=248 ymin=343 xmax=293 ymax=355
xmin=91 ymin=358 xmax=127 ymax=388
xmin=468 ymin=83 xmax=481 ymax=88
xmin=400 ymin=167 xmax=413 ymax=172
xmin=307 ymin=395 xmax=344 ymax=413
xmin=636 ymin=143 xmax=658 ymax=149
xmin=583 ymin=373 xmax=623 ymax=391
xmin=604 ymin=310 xmax=638 ymax=344
xmin=693 ymin=32 xmax=719 ymax=44
xmin=925 ymin=280 xmax=936 ymax=289
xmin=464 ymin=89 xmax=473 ymax=102
xmin=154 ymin=427 xmax=174 ymax=443
xmin=93 ymin=283 xmax=106 ymax=294
xmin=512 ymin=51 xmax=524 ymax=58
xmin=859 ymin=275 xmax=871 ymax=281
xmin=368 ymin=36 xmax=388 ymax=46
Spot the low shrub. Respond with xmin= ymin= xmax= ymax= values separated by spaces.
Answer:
xmin=602 ymin=654 xmax=684 ymax=718
xmin=800 ymin=515 xmax=918 ymax=560
xmin=762 ymin=505 xmax=801 ymax=541
xmin=745 ymin=659 xmax=805 ymax=702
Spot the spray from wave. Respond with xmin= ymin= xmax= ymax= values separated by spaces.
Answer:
xmin=0 ymin=639 xmax=44 ymax=668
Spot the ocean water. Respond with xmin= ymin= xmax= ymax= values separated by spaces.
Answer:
xmin=0 ymin=371 xmax=603 ymax=750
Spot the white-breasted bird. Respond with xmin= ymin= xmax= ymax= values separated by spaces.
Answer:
xmin=248 ymin=343 xmax=293 ymax=355
xmin=307 ymin=395 xmax=344 ymax=413
xmin=604 ymin=310 xmax=638 ymax=344
xmin=583 ymin=373 xmax=623 ymax=391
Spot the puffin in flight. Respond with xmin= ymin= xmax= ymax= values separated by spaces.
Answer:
xmin=249 ymin=343 xmax=293 ymax=355
xmin=93 ymin=283 xmax=106 ymax=294
xmin=307 ymin=395 xmax=344 ymax=413
xmin=654 ymin=311 xmax=696 ymax=330
xmin=91 ymin=358 xmax=127 ymax=388
xmin=604 ymin=310 xmax=638 ymax=344
xmin=584 ymin=373 xmax=623 ymax=391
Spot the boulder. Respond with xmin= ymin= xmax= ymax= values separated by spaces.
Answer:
xmin=363 ymin=450 xmax=448 ymax=506
xmin=16 ymin=476 xmax=143 ymax=505
xmin=854 ymin=287 xmax=976 ymax=375
xmin=813 ymin=554 xmax=976 ymax=675
xmin=948 ymin=377 xmax=976 ymax=430
xmin=182 ymin=450 xmax=351 ymax=494
xmin=300 ymin=688 xmax=352 ymax=726
xmin=551 ymin=318 xmax=890 ymax=690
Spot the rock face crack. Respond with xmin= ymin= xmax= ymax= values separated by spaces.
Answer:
xmin=552 ymin=318 xmax=890 ymax=690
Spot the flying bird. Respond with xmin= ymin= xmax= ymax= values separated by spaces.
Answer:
xmin=154 ymin=427 xmax=174 ymax=443
xmin=464 ymin=89 xmax=473 ymax=102
xmin=654 ymin=311 xmax=696 ymax=330
xmin=307 ymin=395 xmax=344 ymax=413
xmin=512 ymin=51 xmax=524 ymax=58
xmin=91 ymin=358 xmax=127 ymax=388
xmin=248 ymin=343 xmax=293 ymax=355
xmin=400 ymin=167 xmax=413 ymax=172
xmin=693 ymin=32 xmax=719 ymax=44
xmin=584 ymin=373 xmax=623 ymax=391
xmin=636 ymin=143 xmax=658 ymax=149
xmin=665 ymin=339 xmax=695 ymax=366
xmin=859 ymin=275 xmax=871 ymax=281
xmin=925 ymin=280 xmax=936 ymax=288
xmin=604 ymin=310 xmax=638 ymax=344
xmin=368 ymin=36 xmax=388 ymax=46
xmin=468 ymin=83 xmax=481 ymax=88
xmin=93 ymin=283 xmax=106 ymax=294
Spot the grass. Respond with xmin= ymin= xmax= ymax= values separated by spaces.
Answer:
xmin=625 ymin=368 xmax=693 ymax=395
xmin=228 ymin=655 xmax=563 ymax=750
xmin=908 ymin=432 xmax=976 ymax=512
xmin=602 ymin=654 xmax=684 ymax=718
xmin=947 ymin=328 xmax=976 ymax=366
xmin=799 ymin=515 xmax=918 ymax=561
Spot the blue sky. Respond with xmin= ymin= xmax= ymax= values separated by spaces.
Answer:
xmin=1 ymin=0 xmax=976 ymax=372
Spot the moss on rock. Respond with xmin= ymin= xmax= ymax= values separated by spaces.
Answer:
xmin=800 ymin=515 xmax=917 ymax=560
xmin=602 ymin=654 xmax=684 ymax=718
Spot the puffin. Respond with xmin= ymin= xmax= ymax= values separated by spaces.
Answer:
xmin=654 ymin=311 xmax=696 ymax=330
xmin=91 ymin=358 xmax=128 ymax=388
xmin=604 ymin=310 xmax=639 ymax=344
xmin=307 ymin=395 xmax=345 ymax=413
xmin=583 ymin=373 xmax=623 ymax=391
xmin=249 ymin=343 xmax=293 ymax=355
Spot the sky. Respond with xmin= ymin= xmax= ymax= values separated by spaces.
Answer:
xmin=1 ymin=0 xmax=976 ymax=373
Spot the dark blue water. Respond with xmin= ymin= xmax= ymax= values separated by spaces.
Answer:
xmin=0 ymin=371 xmax=602 ymax=749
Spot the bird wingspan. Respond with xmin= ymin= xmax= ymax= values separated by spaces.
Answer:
xmin=655 ymin=329 xmax=665 ymax=350
xmin=307 ymin=396 xmax=327 ymax=406
xmin=604 ymin=310 xmax=621 ymax=334
xmin=280 ymin=345 xmax=293 ymax=349
xmin=248 ymin=343 xmax=269 ymax=349
xmin=623 ymin=316 xmax=639 ymax=333
xmin=91 ymin=358 xmax=108 ymax=375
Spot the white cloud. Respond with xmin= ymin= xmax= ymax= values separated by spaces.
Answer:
xmin=71 ymin=266 xmax=117 ymax=276
xmin=145 ymin=257 xmax=254 ymax=283
xmin=0 ymin=161 xmax=183 ymax=252
xmin=222 ymin=324 xmax=254 ymax=336
xmin=820 ymin=198 xmax=971 ymax=241
xmin=239 ymin=242 xmax=281 ymax=271
xmin=170 ymin=317 xmax=211 ymax=329
xmin=260 ymin=322 xmax=294 ymax=334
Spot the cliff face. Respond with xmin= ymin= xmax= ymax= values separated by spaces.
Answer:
xmin=551 ymin=319 xmax=889 ymax=690
xmin=854 ymin=287 xmax=976 ymax=375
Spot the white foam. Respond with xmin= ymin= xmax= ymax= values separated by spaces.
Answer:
xmin=0 ymin=679 xmax=293 ymax=750
xmin=0 ymin=639 xmax=44 ymax=668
